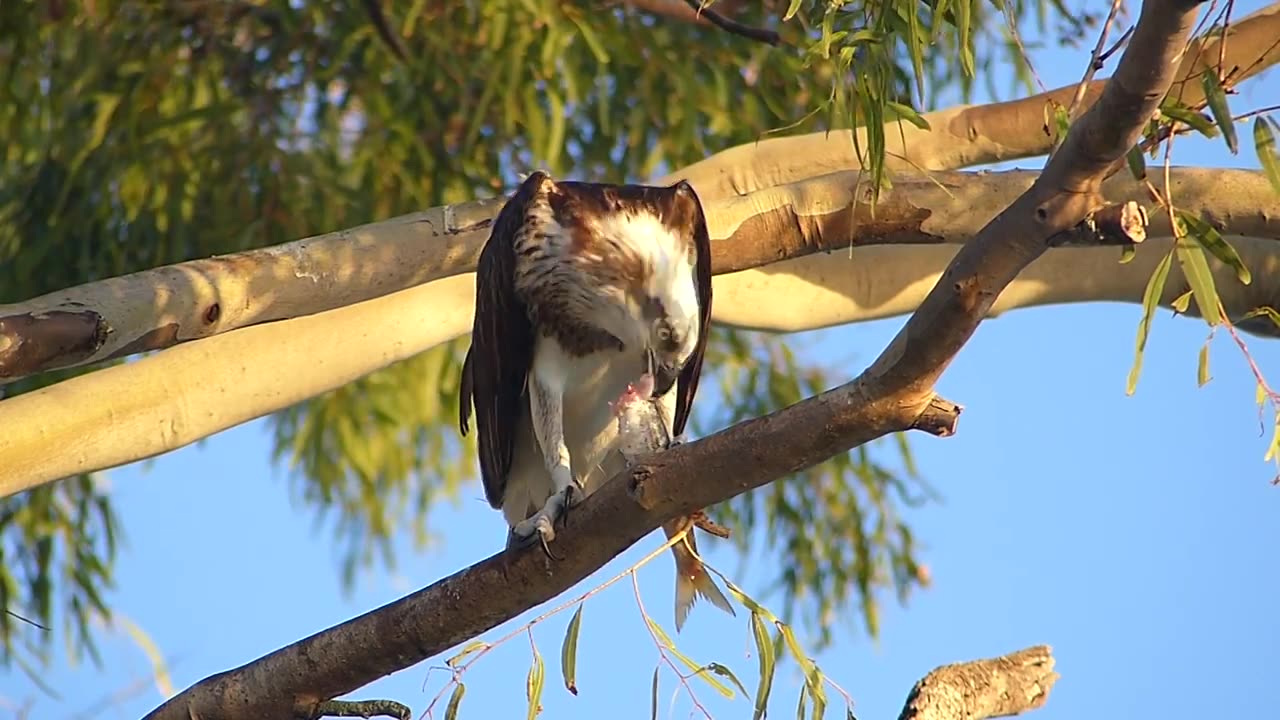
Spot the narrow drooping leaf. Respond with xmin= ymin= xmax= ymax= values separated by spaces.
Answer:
xmin=751 ymin=613 xmax=776 ymax=720
xmin=1174 ymin=236 xmax=1224 ymax=326
xmin=445 ymin=683 xmax=467 ymax=720
xmin=1159 ymin=102 xmax=1218 ymax=138
xmin=1201 ymin=70 xmax=1238 ymax=153
xmin=645 ymin=617 xmax=734 ymax=698
xmin=1255 ymin=117 xmax=1280 ymax=193
xmin=708 ymin=662 xmax=750 ymax=697
xmin=1178 ymin=210 xmax=1251 ymax=285
xmin=1126 ymin=145 xmax=1147 ymax=181
xmin=784 ymin=0 xmax=804 ymax=21
xmin=1198 ymin=341 xmax=1212 ymax=387
xmin=1126 ymin=250 xmax=1174 ymax=395
xmin=526 ymin=641 xmax=545 ymax=720
xmin=560 ymin=605 xmax=584 ymax=695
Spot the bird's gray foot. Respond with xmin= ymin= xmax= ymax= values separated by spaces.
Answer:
xmin=669 ymin=433 xmax=690 ymax=448
xmin=509 ymin=479 xmax=583 ymax=559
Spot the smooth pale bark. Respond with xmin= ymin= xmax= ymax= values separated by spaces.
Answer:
xmin=2 ymin=166 xmax=1275 ymax=498
xmin=4 ymin=1 xmax=1277 ymax=384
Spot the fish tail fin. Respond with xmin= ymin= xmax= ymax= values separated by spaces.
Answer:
xmin=671 ymin=533 xmax=737 ymax=632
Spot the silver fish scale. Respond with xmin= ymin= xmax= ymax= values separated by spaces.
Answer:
xmin=615 ymin=394 xmax=673 ymax=460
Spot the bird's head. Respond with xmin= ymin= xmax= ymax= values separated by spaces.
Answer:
xmin=640 ymin=290 xmax=699 ymax=399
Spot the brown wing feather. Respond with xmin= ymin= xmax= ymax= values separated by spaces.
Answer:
xmin=670 ymin=180 xmax=713 ymax=437
xmin=459 ymin=172 xmax=548 ymax=509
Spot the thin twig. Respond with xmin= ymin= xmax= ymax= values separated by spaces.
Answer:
xmin=630 ymin=569 xmax=714 ymax=720
xmin=3 ymin=609 xmax=48 ymax=631
xmin=1098 ymin=24 xmax=1136 ymax=64
xmin=683 ymin=0 xmax=781 ymax=45
xmin=1068 ymin=0 xmax=1127 ymax=119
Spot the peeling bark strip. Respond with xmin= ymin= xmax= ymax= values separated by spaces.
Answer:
xmin=143 ymin=1 xmax=1211 ymax=715
xmin=0 ymin=310 xmax=109 ymax=379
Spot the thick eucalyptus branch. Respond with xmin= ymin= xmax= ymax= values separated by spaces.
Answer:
xmin=3 ymin=168 xmax=1277 ymax=498
xmin=3 ymin=1 xmax=1276 ymax=385
xmin=144 ymin=0 xmax=1205 ymax=715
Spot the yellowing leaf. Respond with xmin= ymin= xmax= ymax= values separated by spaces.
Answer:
xmin=1198 ymin=341 xmax=1211 ymax=387
xmin=526 ymin=641 xmax=545 ymax=720
xmin=447 ymin=640 xmax=489 ymax=668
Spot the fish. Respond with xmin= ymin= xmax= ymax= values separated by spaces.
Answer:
xmin=609 ymin=372 xmax=737 ymax=631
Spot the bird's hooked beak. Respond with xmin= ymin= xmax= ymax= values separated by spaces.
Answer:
xmin=645 ymin=347 xmax=679 ymax=399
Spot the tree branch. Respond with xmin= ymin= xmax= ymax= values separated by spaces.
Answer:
xmin=898 ymin=645 xmax=1059 ymax=720
xmin=3 ymin=2 xmax=1276 ymax=385
xmin=142 ymin=0 xmax=1206 ymax=715
xmin=680 ymin=0 xmax=781 ymax=45
xmin=3 ymin=167 xmax=1277 ymax=498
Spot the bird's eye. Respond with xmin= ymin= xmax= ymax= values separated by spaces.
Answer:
xmin=657 ymin=327 xmax=671 ymax=340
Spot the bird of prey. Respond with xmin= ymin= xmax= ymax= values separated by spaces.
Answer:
xmin=610 ymin=372 xmax=735 ymax=630
xmin=458 ymin=170 xmax=714 ymax=556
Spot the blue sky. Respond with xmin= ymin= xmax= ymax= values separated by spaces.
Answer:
xmin=5 ymin=2 xmax=1280 ymax=718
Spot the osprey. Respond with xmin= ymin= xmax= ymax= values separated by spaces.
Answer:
xmin=458 ymin=171 xmax=713 ymax=558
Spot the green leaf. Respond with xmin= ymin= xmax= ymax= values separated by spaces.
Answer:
xmin=784 ymin=0 xmax=804 ymax=21
xmin=1174 ymin=231 xmax=1224 ymax=326
xmin=527 ymin=641 xmax=545 ymax=720
xmin=751 ymin=613 xmax=776 ymax=720
xmin=1198 ymin=341 xmax=1211 ymax=387
xmin=1119 ymin=244 xmax=1137 ymax=264
xmin=1126 ymin=145 xmax=1147 ymax=181
xmin=445 ymin=683 xmax=467 ymax=720
xmin=1159 ymin=102 xmax=1218 ymax=138
xmin=886 ymin=101 xmax=930 ymax=131
xmin=955 ymin=0 xmax=975 ymax=78
xmin=1254 ymin=117 xmax=1280 ymax=194
xmin=1177 ymin=209 xmax=1251 ymax=285
xmin=796 ymin=684 xmax=809 ymax=720
xmin=1171 ymin=290 xmax=1193 ymax=314
xmin=560 ymin=605 xmax=583 ymax=695
xmin=1126 ymin=250 xmax=1173 ymax=395
xmin=568 ymin=13 xmax=609 ymax=64
xmin=1200 ymin=70 xmax=1238 ymax=153
xmin=708 ymin=662 xmax=750 ymax=698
